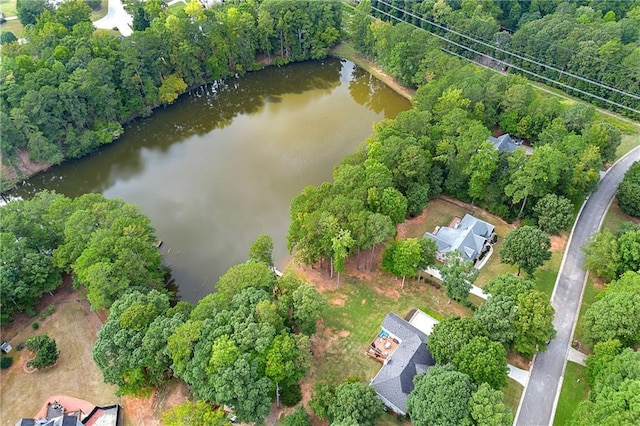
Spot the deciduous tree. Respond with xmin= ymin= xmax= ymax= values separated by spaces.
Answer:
xmin=583 ymin=291 xmax=640 ymax=347
xmin=534 ymin=194 xmax=574 ymax=235
xmin=513 ymin=291 xmax=556 ymax=358
xmin=428 ymin=317 xmax=487 ymax=364
xmin=407 ymin=365 xmax=474 ymax=426
xmin=500 ymin=226 xmax=551 ymax=276
xmin=328 ymin=382 xmax=383 ymax=426
xmin=249 ymin=234 xmax=274 ymax=268
xmin=161 ymin=400 xmax=228 ymax=426
xmin=617 ymin=161 xmax=640 ymax=217
xmin=582 ymin=228 xmax=620 ymax=282
xmin=469 ymin=383 xmax=514 ymax=426
xmin=475 ymin=295 xmax=518 ymax=347
xmin=439 ymin=252 xmax=478 ymax=303
xmin=454 ymin=336 xmax=508 ymax=389
xmin=25 ymin=334 xmax=59 ymax=370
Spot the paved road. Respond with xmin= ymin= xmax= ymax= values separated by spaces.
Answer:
xmin=515 ymin=144 xmax=640 ymax=426
xmin=93 ymin=0 xmax=133 ymax=37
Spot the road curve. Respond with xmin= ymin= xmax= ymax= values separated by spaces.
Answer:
xmin=515 ymin=144 xmax=640 ymax=426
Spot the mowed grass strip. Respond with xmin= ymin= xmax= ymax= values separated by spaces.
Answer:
xmin=553 ymin=362 xmax=589 ymax=426
xmin=503 ymin=377 xmax=524 ymax=414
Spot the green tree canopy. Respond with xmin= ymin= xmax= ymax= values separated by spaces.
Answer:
xmin=249 ymin=234 xmax=274 ymax=267
xmin=534 ymin=194 xmax=574 ymax=235
xmin=617 ymin=161 xmax=640 ymax=217
xmin=439 ymin=252 xmax=478 ymax=304
xmin=92 ymin=290 xmax=174 ymax=395
xmin=216 ymin=261 xmax=276 ymax=304
xmin=513 ymin=291 xmax=556 ymax=358
xmin=328 ymin=382 xmax=384 ymax=426
xmin=428 ymin=316 xmax=487 ymax=364
xmin=381 ymin=238 xmax=423 ymax=288
xmin=161 ymin=400 xmax=228 ymax=426
xmin=582 ymin=228 xmax=620 ymax=282
xmin=25 ymin=334 xmax=59 ymax=370
xmin=283 ymin=406 xmax=311 ymax=426
xmin=500 ymin=226 xmax=551 ymax=276
xmin=484 ymin=274 xmax=534 ymax=300
xmin=475 ymin=295 xmax=518 ymax=347
xmin=454 ymin=336 xmax=508 ymax=389
xmin=583 ymin=291 xmax=640 ymax=347
xmin=571 ymin=348 xmax=640 ymax=425
xmin=469 ymin=383 xmax=514 ymax=426
xmin=407 ymin=364 xmax=474 ymax=426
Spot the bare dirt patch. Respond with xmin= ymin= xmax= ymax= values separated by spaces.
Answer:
xmin=507 ymin=352 xmax=532 ymax=370
xmin=0 ymin=149 xmax=52 ymax=187
xmin=549 ymin=235 xmax=566 ymax=252
xmin=121 ymin=380 xmax=189 ymax=426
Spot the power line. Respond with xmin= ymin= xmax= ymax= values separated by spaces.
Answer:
xmin=367 ymin=3 xmax=640 ymax=116
xmin=374 ymin=0 xmax=640 ymax=102
xmin=493 ymin=22 xmax=640 ymax=77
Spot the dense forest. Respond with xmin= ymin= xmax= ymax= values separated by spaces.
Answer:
xmin=286 ymin=6 xmax=625 ymax=272
xmin=366 ymin=0 xmax=640 ymax=118
xmin=0 ymin=0 xmax=342 ymax=185
xmin=0 ymin=191 xmax=326 ymax=423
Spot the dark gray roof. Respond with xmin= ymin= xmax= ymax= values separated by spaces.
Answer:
xmin=488 ymin=134 xmax=517 ymax=152
xmin=424 ymin=214 xmax=495 ymax=262
xmin=370 ymin=313 xmax=436 ymax=415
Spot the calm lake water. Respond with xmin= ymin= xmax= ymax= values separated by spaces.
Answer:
xmin=11 ymin=59 xmax=411 ymax=303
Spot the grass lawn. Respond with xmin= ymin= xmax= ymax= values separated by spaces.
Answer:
xmin=503 ymin=377 xmax=524 ymax=414
xmin=534 ymin=247 xmax=564 ymax=298
xmin=553 ymin=362 xmax=589 ymax=426
xmin=0 ymin=18 xmax=23 ymax=37
xmin=572 ymin=277 xmax=604 ymax=350
xmin=168 ymin=1 xmax=187 ymax=14
xmin=602 ymin=199 xmax=640 ymax=232
xmin=616 ymin=133 xmax=640 ymax=160
xmin=307 ymin=271 xmax=473 ymax=386
xmin=0 ymin=0 xmax=17 ymax=17
xmin=0 ymin=301 xmax=117 ymax=424
xmin=90 ymin=0 xmax=109 ymax=21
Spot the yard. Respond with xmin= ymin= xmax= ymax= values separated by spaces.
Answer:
xmin=293 ymin=196 xmax=540 ymax=421
xmin=553 ymin=362 xmax=588 ymax=426
xmin=0 ymin=299 xmax=117 ymax=426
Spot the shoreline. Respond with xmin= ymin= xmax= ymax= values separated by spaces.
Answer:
xmin=330 ymin=41 xmax=416 ymax=101
xmin=1 ymin=45 xmax=411 ymax=193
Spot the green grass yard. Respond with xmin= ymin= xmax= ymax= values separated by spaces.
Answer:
xmin=503 ymin=377 xmax=524 ymax=414
xmin=307 ymin=272 xmax=473 ymax=386
xmin=0 ymin=0 xmax=17 ymax=17
xmin=553 ymin=362 xmax=589 ymax=426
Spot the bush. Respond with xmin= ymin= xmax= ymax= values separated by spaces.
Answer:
xmin=283 ymin=406 xmax=311 ymax=426
xmin=16 ymin=342 xmax=25 ymax=351
xmin=281 ymin=383 xmax=302 ymax=407
xmin=25 ymin=335 xmax=59 ymax=369
xmin=32 ymin=322 xmax=39 ymax=330
xmin=1 ymin=356 xmax=13 ymax=369
xmin=0 ymin=31 xmax=17 ymax=45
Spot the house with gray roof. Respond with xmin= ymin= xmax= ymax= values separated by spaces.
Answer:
xmin=370 ymin=312 xmax=436 ymax=416
xmin=488 ymin=134 xmax=518 ymax=152
xmin=424 ymin=214 xmax=495 ymax=263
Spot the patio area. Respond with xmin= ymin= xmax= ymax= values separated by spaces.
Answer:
xmin=366 ymin=330 xmax=400 ymax=363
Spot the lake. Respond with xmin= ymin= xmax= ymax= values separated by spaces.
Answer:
xmin=10 ymin=58 xmax=411 ymax=303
